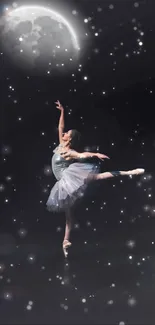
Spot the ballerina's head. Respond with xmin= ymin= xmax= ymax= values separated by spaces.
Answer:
xmin=62 ymin=129 xmax=81 ymax=150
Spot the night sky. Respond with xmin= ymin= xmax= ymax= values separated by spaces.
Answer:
xmin=0 ymin=1 xmax=155 ymax=324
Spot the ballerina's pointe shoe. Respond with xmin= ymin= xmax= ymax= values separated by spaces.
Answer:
xmin=63 ymin=240 xmax=72 ymax=258
xmin=128 ymin=168 xmax=145 ymax=176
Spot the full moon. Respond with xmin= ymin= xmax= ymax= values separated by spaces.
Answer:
xmin=0 ymin=5 xmax=80 ymax=74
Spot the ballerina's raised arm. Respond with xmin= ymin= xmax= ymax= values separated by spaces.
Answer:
xmin=55 ymin=100 xmax=65 ymax=145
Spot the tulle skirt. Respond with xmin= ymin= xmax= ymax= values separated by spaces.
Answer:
xmin=46 ymin=162 xmax=99 ymax=212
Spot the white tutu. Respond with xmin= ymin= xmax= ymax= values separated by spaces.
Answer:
xmin=46 ymin=162 xmax=99 ymax=212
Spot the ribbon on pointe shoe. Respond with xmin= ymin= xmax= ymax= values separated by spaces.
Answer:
xmin=62 ymin=240 xmax=72 ymax=258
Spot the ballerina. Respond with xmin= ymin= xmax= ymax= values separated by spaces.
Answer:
xmin=46 ymin=100 xmax=145 ymax=257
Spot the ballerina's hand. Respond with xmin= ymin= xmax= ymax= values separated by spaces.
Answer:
xmin=96 ymin=153 xmax=110 ymax=161
xmin=60 ymin=150 xmax=74 ymax=160
xmin=55 ymin=100 xmax=64 ymax=111
xmin=60 ymin=151 xmax=70 ymax=160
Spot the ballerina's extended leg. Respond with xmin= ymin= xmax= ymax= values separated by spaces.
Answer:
xmin=95 ymin=168 xmax=145 ymax=180
xmin=63 ymin=208 xmax=72 ymax=258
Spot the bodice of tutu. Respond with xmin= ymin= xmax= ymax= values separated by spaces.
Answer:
xmin=52 ymin=144 xmax=73 ymax=181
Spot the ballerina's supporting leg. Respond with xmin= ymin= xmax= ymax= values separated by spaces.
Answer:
xmin=63 ymin=208 xmax=72 ymax=257
xmin=94 ymin=168 xmax=145 ymax=180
